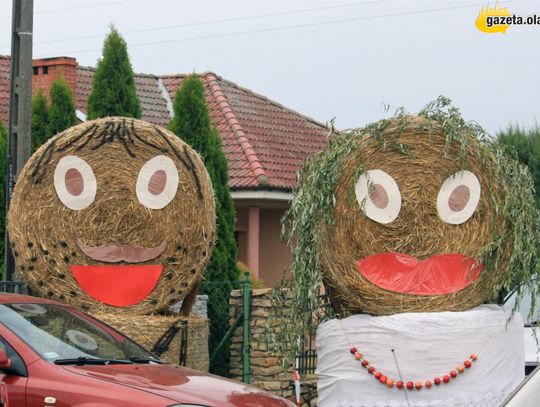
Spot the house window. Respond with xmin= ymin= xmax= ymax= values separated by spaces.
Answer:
xmin=32 ymin=67 xmax=38 ymax=75
xmin=42 ymin=66 xmax=48 ymax=75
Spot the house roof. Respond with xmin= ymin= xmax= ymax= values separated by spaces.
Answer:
xmin=0 ymin=56 xmax=329 ymax=190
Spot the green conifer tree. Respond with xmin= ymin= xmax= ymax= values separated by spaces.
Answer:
xmin=31 ymin=89 xmax=49 ymax=152
xmin=0 ymin=120 xmax=7 ymax=278
xmin=169 ymin=74 xmax=239 ymax=376
xmin=87 ymin=26 xmax=141 ymax=119
xmin=47 ymin=76 xmax=78 ymax=137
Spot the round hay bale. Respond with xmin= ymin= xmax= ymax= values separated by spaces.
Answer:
xmin=92 ymin=312 xmax=209 ymax=371
xmin=321 ymin=116 xmax=508 ymax=314
xmin=285 ymin=113 xmax=538 ymax=316
xmin=8 ymin=117 xmax=215 ymax=315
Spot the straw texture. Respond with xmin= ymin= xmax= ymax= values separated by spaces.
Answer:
xmin=93 ymin=312 xmax=209 ymax=371
xmin=8 ymin=117 xmax=215 ymax=315
xmin=319 ymin=116 xmax=508 ymax=315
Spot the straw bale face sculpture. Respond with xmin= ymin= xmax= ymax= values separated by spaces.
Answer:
xmin=8 ymin=117 xmax=215 ymax=314
xmin=320 ymin=116 xmax=508 ymax=315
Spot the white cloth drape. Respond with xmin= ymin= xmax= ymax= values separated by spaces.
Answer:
xmin=316 ymin=305 xmax=524 ymax=406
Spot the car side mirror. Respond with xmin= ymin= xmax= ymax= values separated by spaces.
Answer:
xmin=0 ymin=349 xmax=12 ymax=370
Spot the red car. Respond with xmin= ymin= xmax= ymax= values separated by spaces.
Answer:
xmin=0 ymin=381 xmax=7 ymax=407
xmin=0 ymin=293 xmax=293 ymax=407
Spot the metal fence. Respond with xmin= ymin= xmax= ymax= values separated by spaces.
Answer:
xmin=0 ymin=281 xmax=26 ymax=294
xmin=296 ymin=292 xmax=334 ymax=376
xmin=204 ymin=273 xmax=250 ymax=378
xmin=188 ymin=273 xmax=241 ymax=377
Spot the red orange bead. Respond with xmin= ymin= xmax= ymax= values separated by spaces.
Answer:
xmin=347 ymin=347 xmax=478 ymax=391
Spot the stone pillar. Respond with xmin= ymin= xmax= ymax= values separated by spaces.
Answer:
xmin=229 ymin=288 xmax=318 ymax=406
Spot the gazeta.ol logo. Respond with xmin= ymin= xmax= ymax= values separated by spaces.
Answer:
xmin=476 ymin=3 xmax=540 ymax=33
xmin=476 ymin=4 xmax=511 ymax=34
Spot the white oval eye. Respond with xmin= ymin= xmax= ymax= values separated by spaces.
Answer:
xmin=355 ymin=169 xmax=401 ymax=224
xmin=437 ymin=170 xmax=481 ymax=225
xmin=136 ymin=155 xmax=179 ymax=209
xmin=54 ymin=155 xmax=97 ymax=210
xmin=66 ymin=329 xmax=98 ymax=351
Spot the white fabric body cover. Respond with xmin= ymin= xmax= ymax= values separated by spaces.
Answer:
xmin=316 ymin=305 xmax=524 ymax=407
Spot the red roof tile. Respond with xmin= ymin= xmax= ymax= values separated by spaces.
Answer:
xmin=0 ymin=56 xmax=329 ymax=190
xmin=161 ymin=72 xmax=329 ymax=189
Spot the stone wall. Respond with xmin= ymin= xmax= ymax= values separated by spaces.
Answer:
xmin=229 ymin=288 xmax=318 ymax=406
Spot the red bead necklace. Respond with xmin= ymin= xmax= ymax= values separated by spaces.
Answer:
xmin=349 ymin=346 xmax=478 ymax=391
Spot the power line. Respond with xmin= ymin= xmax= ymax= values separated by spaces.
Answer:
xmin=28 ymin=0 xmax=390 ymax=46
xmin=33 ymin=2 xmax=500 ymax=58
xmin=0 ymin=0 xmax=130 ymax=20
xmin=37 ymin=0 xmax=130 ymax=15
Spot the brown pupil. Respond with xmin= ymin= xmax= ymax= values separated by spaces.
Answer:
xmin=77 ymin=334 xmax=88 ymax=343
xmin=369 ymin=184 xmax=388 ymax=209
xmin=449 ymin=185 xmax=470 ymax=212
xmin=65 ymin=168 xmax=84 ymax=196
xmin=148 ymin=170 xmax=167 ymax=195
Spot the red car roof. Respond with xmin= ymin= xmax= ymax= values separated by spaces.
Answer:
xmin=0 ymin=292 xmax=65 ymax=305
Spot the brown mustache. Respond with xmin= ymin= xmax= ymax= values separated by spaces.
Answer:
xmin=77 ymin=239 xmax=167 ymax=263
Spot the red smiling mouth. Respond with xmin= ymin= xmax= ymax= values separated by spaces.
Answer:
xmin=72 ymin=240 xmax=168 ymax=307
xmin=357 ymin=253 xmax=483 ymax=295
xmin=71 ymin=265 xmax=163 ymax=306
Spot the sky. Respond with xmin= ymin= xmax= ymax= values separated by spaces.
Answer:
xmin=0 ymin=0 xmax=539 ymax=134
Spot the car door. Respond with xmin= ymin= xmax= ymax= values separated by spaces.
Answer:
xmin=0 ymin=336 xmax=28 ymax=406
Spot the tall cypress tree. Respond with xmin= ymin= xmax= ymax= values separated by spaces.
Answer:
xmin=169 ymin=74 xmax=239 ymax=376
xmin=87 ymin=26 xmax=141 ymax=119
xmin=47 ymin=76 xmax=78 ymax=137
xmin=31 ymin=89 xmax=49 ymax=152
xmin=0 ymin=120 xmax=7 ymax=278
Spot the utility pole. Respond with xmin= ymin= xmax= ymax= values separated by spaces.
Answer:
xmin=5 ymin=0 xmax=33 ymax=284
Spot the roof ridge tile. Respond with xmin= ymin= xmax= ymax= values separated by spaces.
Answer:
xmin=205 ymin=72 xmax=269 ymax=187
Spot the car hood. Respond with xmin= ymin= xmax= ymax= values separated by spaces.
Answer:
xmin=62 ymin=363 xmax=291 ymax=406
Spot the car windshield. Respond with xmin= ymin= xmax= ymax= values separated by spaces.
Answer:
xmin=0 ymin=302 xmax=160 ymax=363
